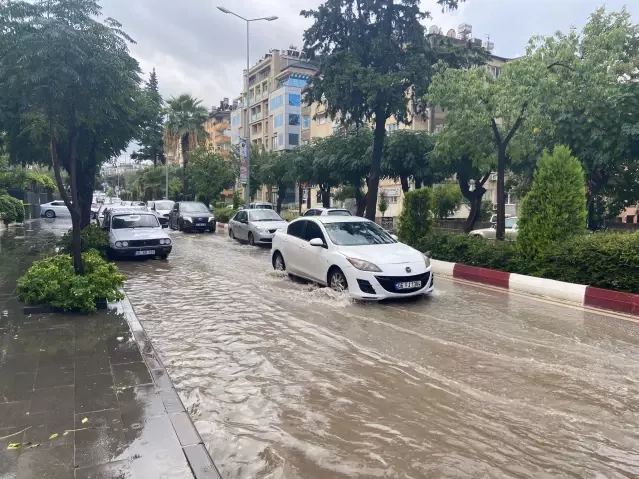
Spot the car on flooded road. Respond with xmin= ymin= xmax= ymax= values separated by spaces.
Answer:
xmin=105 ymin=209 xmax=172 ymax=260
xmin=271 ymin=216 xmax=433 ymax=300
xmin=40 ymin=200 xmax=70 ymax=218
xmin=148 ymin=200 xmax=174 ymax=228
xmin=228 ymin=209 xmax=288 ymax=246
xmin=168 ymin=201 xmax=216 ymax=232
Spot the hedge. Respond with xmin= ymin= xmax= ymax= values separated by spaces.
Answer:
xmin=0 ymin=194 xmax=25 ymax=225
xmin=58 ymin=223 xmax=110 ymax=257
xmin=415 ymin=231 xmax=639 ymax=294
xmin=214 ymin=207 xmax=237 ymax=224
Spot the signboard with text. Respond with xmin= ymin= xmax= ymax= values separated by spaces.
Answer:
xmin=239 ymin=138 xmax=248 ymax=184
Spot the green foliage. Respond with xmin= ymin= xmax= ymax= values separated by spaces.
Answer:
xmin=383 ymin=130 xmax=437 ymax=189
xmin=431 ymin=183 xmax=463 ymax=219
xmin=59 ymin=224 xmax=109 ymax=257
xmin=479 ymin=199 xmax=494 ymax=222
xmin=0 ymin=168 xmax=56 ymax=191
xmin=378 ymin=191 xmax=389 ymax=216
xmin=132 ymin=69 xmax=165 ymax=166
xmin=214 ymin=202 xmax=225 ymax=209
xmin=517 ymin=146 xmax=587 ymax=259
xmin=540 ymin=232 xmax=639 ymax=293
xmin=17 ymin=251 xmax=126 ymax=313
xmin=398 ymin=188 xmax=433 ymax=245
xmin=213 ymin=208 xmax=237 ymax=224
xmin=260 ymin=151 xmax=295 ymax=212
xmin=187 ymin=147 xmax=235 ymax=206
xmin=416 ymin=232 xmax=523 ymax=273
xmin=232 ymin=190 xmax=242 ymax=209
xmin=0 ymin=194 xmax=24 ymax=225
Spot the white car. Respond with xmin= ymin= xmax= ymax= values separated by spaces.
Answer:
xmin=303 ymin=207 xmax=352 ymax=217
xmin=105 ymin=210 xmax=172 ymax=259
xmin=271 ymin=216 xmax=434 ymax=300
xmin=40 ymin=200 xmax=70 ymax=218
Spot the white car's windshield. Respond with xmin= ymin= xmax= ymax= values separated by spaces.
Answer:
xmin=327 ymin=210 xmax=351 ymax=216
xmin=181 ymin=202 xmax=209 ymax=213
xmin=324 ymin=221 xmax=396 ymax=246
xmin=155 ymin=201 xmax=174 ymax=210
xmin=505 ymin=218 xmax=518 ymax=228
xmin=249 ymin=210 xmax=283 ymax=221
xmin=112 ymin=214 xmax=159 ymax=229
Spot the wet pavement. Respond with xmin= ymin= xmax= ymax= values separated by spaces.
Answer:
xmin=118 ymin=225 xmax=639 ymax=479
xmin=0 ymin=220 xmax=218 ymax=478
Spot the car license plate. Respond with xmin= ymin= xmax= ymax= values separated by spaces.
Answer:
xmin=135 ymin=250 xmax=155 ymax=256
xmin=196 ymin=223 xmax=207 ymax=227
xmin=396 ymin=281 xmax=421 ymax=290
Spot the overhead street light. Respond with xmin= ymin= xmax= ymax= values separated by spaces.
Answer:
xmin=217 ymin=7 xmax=278 ymax=204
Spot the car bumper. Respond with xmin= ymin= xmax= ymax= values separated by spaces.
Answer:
xmin=182 ymin=221 xmax=216 ymax=231
xmin=254 ymin=232 xmax=275 ymax=244
xmin=345 ymin=266 xmax=434 ymax=300
xmin=109 ymin=246 xmax=172 ymax=258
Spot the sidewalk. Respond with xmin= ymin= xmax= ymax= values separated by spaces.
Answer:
xmin=0 ymin=221 xmax=220 ymax=478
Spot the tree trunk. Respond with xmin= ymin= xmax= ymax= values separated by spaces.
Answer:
xmin=276 ymin=185 xmax=285 ymax=213
xmin=458 ymin=168 xmax=490 ymax=233
xmin=321 ymin=187 xmax=331 ymax=208
xmin=298 ymin=183 xmax=303 ymax=215
xmin=306 ymin=188 xmax=311 ymax=209
xmin=365 ymin=114 xmax=386 ymax=221
xmin=77 ymin=148 xmax=97 ymax=229
xmin=496 ymin=147 xmax=506 ymax=240
xmin=414 ymin=177 xmax=423 ymax=189
xmin=181 ymin=135 xmax=189 ymax=199
xmin=355 ymin=187 xmax=367 ymax=217
xmin=400 ymin=175 xmax=409 ymax=194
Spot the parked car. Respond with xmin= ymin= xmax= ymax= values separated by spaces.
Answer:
xmin=271 ymin=216 xmax=434 ymax=300
xmin=148 ymin=200 xmax=174 ymax=228
xmin=303 ymin=207 xmax=352 ymax=217
xmin=104 ymin=209 xmax=171 ymax=259
xmin=470 ymin=217 xmax=519 ymax=241
xmin=228 ymin=209 xmax=288 ymax=246
xmin=246 ymin=202 xmax=273 ymax=210
xmin=168 ymin=201 xmax=216 ymax=232
xmin=97 ymin=204 xmax=146 ymax=227
xmin=40 ymin=201 xmax=70 ymax=218
xmin=90 ymin=203 xmax=100 ymax=220
xmin=489 ymin=213 xmax=511 ymax=225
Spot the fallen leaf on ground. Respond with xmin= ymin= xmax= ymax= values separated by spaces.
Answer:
xmin=7 ymin=443 xmax=21 ymax=449
xmin=49 ymin=433 xmax=58 ymax=440
xmin=81 ymin=418 xmax=88 ymax=424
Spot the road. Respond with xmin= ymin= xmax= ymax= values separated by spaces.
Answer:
xmin=118 ymin=227 xmax=639 ymax=479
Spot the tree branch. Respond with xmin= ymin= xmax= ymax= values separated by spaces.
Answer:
xmin=547 ymin=61 xmax=575 ymax=71
xmin=479 ymin=170 xmax=491 ymax=187
xmin=490 ymin=118 xmax=502 ymax=145
xmin=504 ymin=101 xmax=528 ymax=146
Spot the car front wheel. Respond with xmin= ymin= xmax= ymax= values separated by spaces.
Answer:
xmin=328 ymin=268 xmax=348 ymax=292
xmin=44 ymin=209 xmax=55 ymax=219
xmin=248 ymin=233 xmax=255 ymax=246
xmin=273 ymin=252 xmax=285 ymax=271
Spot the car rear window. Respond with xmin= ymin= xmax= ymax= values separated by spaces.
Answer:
xmin=327 ymin=210 xmax=351 ymax=216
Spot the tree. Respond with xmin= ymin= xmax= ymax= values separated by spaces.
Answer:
xmin=0 ymin=0 xmax=144 ymax=273
xmin=517 ymin=146 xmax=587 ymax=259
xmin=428 ymin=58 xmax=553 ymax=239
xmin=164 ymin=94 xmax=208 ymax=197
xmin=301 ymin=0 xmax=467 ymax=221
xmin=132 ymin=69 xmax=165 ymax=167
xmin=378 ymin=190 xmax=389 ymax=217
xmin=383 ymin=130 xmax=437 ymax=193
xmin=187 ymin=147 xmax=235 ymax=207
xmin=431 ymin=183 xmax=462 ymax=219
xmin=260 ymin=151 xmax=295 ymax=213
xmin=397 ymin=188 xmax=433 ymax=246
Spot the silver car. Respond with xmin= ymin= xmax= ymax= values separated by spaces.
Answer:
xmin=148 ymin=200 xmax=174 ymax=228
xmin=105 ymin=210 xmax=172 ymax=259
xmin=228 ymin=209 xmax=288 ymax=246
xmin=470 ymin=217 xmax=519 ymax=241
xmin=40 ymin=201 xmax=70 ymax=218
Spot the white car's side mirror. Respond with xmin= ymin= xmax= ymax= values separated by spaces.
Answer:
xmin=309 ymin=238 xmax=324 ymax=247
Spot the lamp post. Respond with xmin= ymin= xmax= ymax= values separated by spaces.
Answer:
xmin=217 ymin=6 xmax=278 ymax=205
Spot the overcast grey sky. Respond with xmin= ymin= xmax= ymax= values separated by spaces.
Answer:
xmin=100 ymin=0 xmax=636 ymax=110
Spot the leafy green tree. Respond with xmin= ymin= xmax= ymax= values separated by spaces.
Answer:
xmin=164 ymin=94 xmax=209 ymax=197
xmin=260 ymin=151 xmax=295 ymax=213
xmin=428 ymin=58 xmax=553 ymax=239
xmin=517 ymin=146 xmax=587 ymax=259
xmin=132 ymin=69 xmax=165 ymax=166
xmin=431 ymin=183 xmax=463 ymax=219
xmin=378 ymin=191 xmax=389 ymax=217
xmin=0 ymin=195 xmax=24 ymax=225
xmin=383 ymin=130 xmax=437 ymax=193
xmin=0 ymin=0 xmax=144 ymax=273
xmin=398 ymin=188 xmax=433 ymax=246
xmin=301 ymin=0 xmax=467 ymax=221
xmin=187 ymin=147 xmax=235 ymax=207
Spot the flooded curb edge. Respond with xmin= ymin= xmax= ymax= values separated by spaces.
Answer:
xmin=115 ymin=292 xmax=224 ymax=479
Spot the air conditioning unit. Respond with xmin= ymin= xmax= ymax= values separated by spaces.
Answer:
xmin=489 ymin=173 xmax=498 ymax=181
xmin=492 ymin=203 xmax=498 ymax=211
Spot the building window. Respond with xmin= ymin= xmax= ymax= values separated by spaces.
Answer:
xmin=317 ymin=115 xmax=327 ymax=125
xmin=288 ymin=133 xmax=299 ymax=146
xmin=302 ymin=115 xmax=310 ymax=129
xmin=270 ymin=95 xmax=283 ymax=110
xmin=289 ymin=114 xmax=300 ymax=126
xmin=274 ymin=114 xmax=283 ymax=128
xmin=387 ymin=123 xmax=398 ymax=133
xmin=288 ymin=93 xmax=301 ymax=107
xmin=278 ymin=133 xmax=284 ymax=146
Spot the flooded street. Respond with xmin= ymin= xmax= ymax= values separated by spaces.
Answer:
xmin=120 ymin=229 xmax=639 ymax=479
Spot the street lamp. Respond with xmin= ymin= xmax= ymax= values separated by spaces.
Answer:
xmin=217 ymin=6 xmax=278 ymax=204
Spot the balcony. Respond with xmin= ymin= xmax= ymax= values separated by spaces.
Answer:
xmin=250 ymin=112 xmax=262 ymax=122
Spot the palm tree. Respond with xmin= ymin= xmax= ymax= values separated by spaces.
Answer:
xmin=164 ymin=94 xmax=209 ymax=197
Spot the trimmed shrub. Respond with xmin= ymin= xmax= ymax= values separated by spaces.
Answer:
xmin=0 ymin=194 xmax=25 ymax=225
xmin=540 ymin=232 xmax=639 ymax=293
xmin=214 ymin=208 xmax=237 ymax=224
xmin=214 ymin=201 xmax=226 ymax=209
xmin=518 ymin=146 xmax=587 ymax=259
xmin=17 ymin=250 xmax=126 ymax=313
xmin=398 ymin=188 xmax=433 ymax=245
xmin=58 ymin=224 xmax=110 ymax=257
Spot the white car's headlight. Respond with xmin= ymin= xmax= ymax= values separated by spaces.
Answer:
xmin=257 ymin=227 xmax=268 ymax=233
xmin=423 ymin=253 xmax=431 ymax=268
xmin=346 ymin=257 xmax=382 ymax=272
xmin=208 ymin=217 xmax=216 ymax=222
xmin=183 ymin=216 xmax=192 ymax=222
xmin=121 ymin=241 xmax=128 ymax=247
xmin=115 ymin=241 xmax=122 ymax=248
xmin=161 ymin=238 xmax=171 ymax=245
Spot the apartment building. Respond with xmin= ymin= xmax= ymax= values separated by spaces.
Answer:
xmin=203 ymin=100 xmax=232 ymax=159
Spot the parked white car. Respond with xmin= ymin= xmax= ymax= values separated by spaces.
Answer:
xmin=303 ymin=207 xmax=352 ymax=217
xmin=105 ymin=210 xmax=172 ymax=259
xmin=470 ymin=217 xmax=519 ymax=241
xmin=40 ymin=201 xmax=70 ymax=218
xmin=271 ymin=216 xmax=434 ymax=300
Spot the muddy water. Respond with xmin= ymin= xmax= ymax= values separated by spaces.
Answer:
xmin=121 ymin=230 xmax=639 ymax=479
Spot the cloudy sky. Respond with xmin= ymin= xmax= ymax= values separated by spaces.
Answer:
xmin=101 ymin=0 xmax=636 ymax=111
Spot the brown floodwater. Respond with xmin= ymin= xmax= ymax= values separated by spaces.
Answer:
xmin=120 ymin=230 xmax=639 ymax=479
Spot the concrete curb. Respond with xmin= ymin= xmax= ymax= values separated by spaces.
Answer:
xmin=430 ymin=259 xmax=639 ymax=317
xmin=216 ymin=222 xmax=228 ymax=232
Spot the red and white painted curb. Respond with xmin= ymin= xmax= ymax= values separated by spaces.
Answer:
xmin=430 ymin=259 xmax=639 ymax=317
xmin=216 ymin=222 xmax=228 ymax=231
